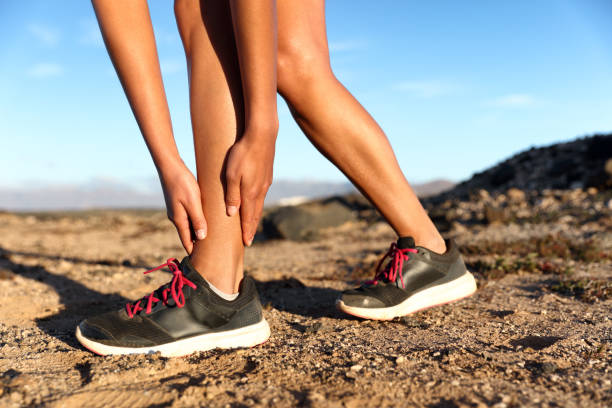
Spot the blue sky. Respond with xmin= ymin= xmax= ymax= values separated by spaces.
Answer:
xmin=1 ymin=0 xmax=611 ymax=190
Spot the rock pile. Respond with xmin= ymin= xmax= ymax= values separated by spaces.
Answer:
xmin=431 ymin=133 xmax=612 ymax=203
xmin=424 ymin=186 xmax=612 ymax=233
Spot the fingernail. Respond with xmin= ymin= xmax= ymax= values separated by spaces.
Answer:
xmin=196 ymin=229 xmax=207 ymax=240
xmin=227 ymin=206 xmax=238 ymax=216
xmin=247 ymin=237 xmax=254 ymax=247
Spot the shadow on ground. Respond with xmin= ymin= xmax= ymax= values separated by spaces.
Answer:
xmin=1 ymin=247 xmax=350 ymax=351
xmin=2 ymin=249 xmax=150 ymax=269
xmin=1 ymin=248 xmax=128 ymax=350
xmin=254 ymin=277 xmax=349 ymax=320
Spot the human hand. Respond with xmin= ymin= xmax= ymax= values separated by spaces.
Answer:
xmin=159 ymin=160 xmax=207 ymax=254
xmin=225 ymin=126 xmax=277 ymax=246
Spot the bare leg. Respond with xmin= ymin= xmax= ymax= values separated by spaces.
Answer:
xmin=175 ymin=0 xmax=245 ymax=292
xmin=276 ymin=0 xmax=446 ymax=253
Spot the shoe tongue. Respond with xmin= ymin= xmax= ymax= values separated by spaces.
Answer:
xmin=396 ymin=236 xmax=415 ymax=249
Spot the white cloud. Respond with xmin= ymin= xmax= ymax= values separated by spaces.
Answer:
xmin=487 ymin=93 xmax=535 ymax=108
xmin=27 ymin=23 xmax=60 ymax=47
xmin=27 ymin=63 xmax=63 ymax=78
xmin=328 ymin=40 xmax=366 ymax=53
xmin=393 ymin=80 xmax=459 ymax=98
xmin=79 ymin=19 xmax=104 ymax=47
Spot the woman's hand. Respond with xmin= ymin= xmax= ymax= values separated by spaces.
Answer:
xmin=159 ymin=160 xmax=207 ymax=254
xmin=225 ymin=125 xmax=277 ymax=246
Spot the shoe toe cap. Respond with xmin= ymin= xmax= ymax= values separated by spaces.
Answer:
xmin=340 ymin=292 xmax=386 ymax=308
xmin=78 ymin=319 xmax=114 ymax=341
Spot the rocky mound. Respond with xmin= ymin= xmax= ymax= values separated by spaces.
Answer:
xmin=431 ymin=133 xmax=612 ymax=203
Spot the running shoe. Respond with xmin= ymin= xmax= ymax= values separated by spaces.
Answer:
xmin=76 ymin=257 xmax=270 ymax=357
xmin=337 ymin=236 xmax=476 ymax=320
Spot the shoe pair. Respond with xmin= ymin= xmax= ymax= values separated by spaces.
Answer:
xmin=76 ymin=236 xmax=476 ymax=357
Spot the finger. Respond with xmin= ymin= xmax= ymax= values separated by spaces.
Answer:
xmin=186 ymin=196 xmax=207 ymax=241
xmin=249 ymin=194 xmax=266 ymax=246
xmin=240 ymin=192 xmax=265 ymax=247
xmin=225 ymin=172 xmax=241 ymax=216
xmin=240 ymin=197 xmax=255 ymax=247
xmin=173 ymin=207 xmax=194 ymax=254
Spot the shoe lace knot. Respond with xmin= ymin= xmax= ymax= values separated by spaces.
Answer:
xmin=125 ymin=258 xmax=197 ymax=318
xmin=365 ymin=242 xmax=417 ymax=288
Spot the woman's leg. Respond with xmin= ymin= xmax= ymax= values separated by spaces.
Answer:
xmin=175 ymin=0 xmax=244 ymax=293
xmin=276 ymin=0 xmax=446 ymax=254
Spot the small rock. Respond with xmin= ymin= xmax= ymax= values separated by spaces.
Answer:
xmin=586 ymin=187 xmax=598 ymax=195
xmin=305 ymin=322 xmax=323 ymax=334
xmin=450 ymin=221 xmax=468 ymax=233
xmin=540 ymin=362 xmax=557 ymax=374
xmin=484 ymin=205 xmax=508 ymax=224
xmin=2 ymin=369 xmax=21 ymax=380
xmin=263 ymin=199 xmax=356 ymax=241
xmin=349 ymin=364 xmax=362 ymax=372
xmin=506 ymin=187 xmax=526 ymax=203
xmin=395 ymin=356 xmax=406 ymax=364
xmin=478 ymin=189 xmax=491 ymax=201
xmin=0 ymin=268 xmax=15 ymax=281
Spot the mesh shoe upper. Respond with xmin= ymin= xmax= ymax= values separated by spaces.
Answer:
xmin=78 ymin=256 xmax=264 ymax=347
xmin=340 ymin=236 xmax=468 ymax=308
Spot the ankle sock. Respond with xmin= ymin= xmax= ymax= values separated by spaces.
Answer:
xmin=203 ymin=277 xmax=239 ymax=301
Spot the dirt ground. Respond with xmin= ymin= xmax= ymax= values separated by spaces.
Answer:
xmin=0 ymin=203 xmax=610 ymax=407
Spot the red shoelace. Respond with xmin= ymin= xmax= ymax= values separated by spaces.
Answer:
xmin=365 ymin=242 xmax=418 ymax=288
xmin=125 ymin=258 xmax=197 ymax=318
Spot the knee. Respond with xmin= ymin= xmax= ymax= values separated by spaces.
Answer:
xmin=277 ymin=41 xmax=334 ymax=103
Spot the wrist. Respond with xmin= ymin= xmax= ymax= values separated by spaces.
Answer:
xmin=155 ymin=154 xmax=186 ymax=178
xmin=243 ymin=115 xmax=279 ymax=141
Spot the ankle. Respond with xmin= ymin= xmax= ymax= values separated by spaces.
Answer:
xmin=189 ymin=256 xmax=242 ymax=294
xmin=413 ymin=235 xmax=446 ymax=254
xmin=205 ymin=277 xmax=239 ymax=300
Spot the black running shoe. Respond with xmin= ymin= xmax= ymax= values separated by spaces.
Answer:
xmin=76 ymin=257 xmax=270 ymax=357
xmin=337 ymin=236 xmax=476 ymax=320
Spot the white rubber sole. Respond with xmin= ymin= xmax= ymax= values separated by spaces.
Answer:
xmin=337 ymin=272 xmax=477 ymax=320
xmin=76 ymin=319 xmax=271 ymax=357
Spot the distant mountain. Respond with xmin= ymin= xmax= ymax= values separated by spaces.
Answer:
xmin=429 ymin=133 xmax=612 ymax=203
xmin=0 ymin=177 xmax=455 ymax=211
xmin=410 ymin=179 xmax=455 ymax=197
xmin=0 ymin=179 xmax=164 ymax=211
xmin=265 ymin=180 xmax=355 ymax=205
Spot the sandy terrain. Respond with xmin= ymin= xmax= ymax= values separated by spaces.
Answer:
xmin=0 ymin=191 xmax=610 ymax=407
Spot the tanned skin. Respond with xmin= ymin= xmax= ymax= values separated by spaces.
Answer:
xmin=92 ymin=0 xmax=446 ymax=293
